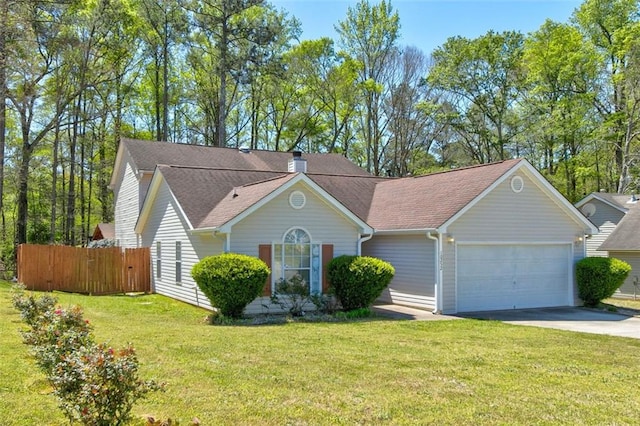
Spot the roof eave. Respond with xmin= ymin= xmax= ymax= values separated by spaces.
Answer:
xmin=203 ymin=174 xmax=374 ymax=235
xmin=575 ymin=193 xmax=628 ymax=214
xmin=374 ymin=228 xmax=439 ymax=235
xmin=134 ymin=167 xmax=195 ymax=234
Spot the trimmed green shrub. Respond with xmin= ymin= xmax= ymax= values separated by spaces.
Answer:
xmin=576 ymin=257 xmax=631 ymax=306
xmin=327 ymin=255 xmax=395 ymax=311
xmin=192 ymin=253 xmax=270 ymax=318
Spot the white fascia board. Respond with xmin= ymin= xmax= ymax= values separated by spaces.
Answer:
xmin=134 ymin=167 xmax=194 ymax=234
xmin=440 ymin=160 xmax=598 ymax=235
xmin=575 ymin=193 xmax=628 ymax=214
xmin=217 ymin=173 xmax=374 ymax=235
xmin=374 ymin=228 xmax=438 ymax=235
xmin=108 ymin=141 xmax=128 ymax=190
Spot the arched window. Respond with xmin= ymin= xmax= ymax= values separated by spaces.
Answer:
xmin=273 ymin=228 xmax=321 ymax=294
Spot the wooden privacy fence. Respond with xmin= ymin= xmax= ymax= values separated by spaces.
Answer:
xmin=17 ymin=244 xmax=151 ymax=295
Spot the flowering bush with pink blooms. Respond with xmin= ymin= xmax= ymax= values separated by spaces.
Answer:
xmin=11 ymin=285 xmax=163 ymax=425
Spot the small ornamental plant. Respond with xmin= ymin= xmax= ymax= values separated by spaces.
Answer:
xmin=51 ymin=343 xmax=163 ymax=425
xmin=270 ymin=274 xmax=311 ymax=317
xmin=11 ymin=285 xmax=163 ymax=425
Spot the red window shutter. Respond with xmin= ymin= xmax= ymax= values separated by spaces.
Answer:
xmin=258 ymin=244 xmax=272 ymax=296
xmin=322 ymin=244 xmax=334 ymax=293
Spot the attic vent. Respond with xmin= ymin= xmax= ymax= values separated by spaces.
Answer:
xmin=289 ymin=190 xmax=306 ymax=209
xmin=510 ymin=175 xmax=524 ymax=193
xmin=288 ymin=151 xmax=307 ymax=173
xmin=582 ymin=203 xmax=596 ymax=218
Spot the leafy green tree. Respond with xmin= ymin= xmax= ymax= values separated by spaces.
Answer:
xmin=189 ymin=0 xmax=283 ymax=147
xmin=521 ymin=20 xmax=600 ymax=200
xmin=428 ymin=31 xmax=525 ymax=164
xmin=336 ymin=0 xmax=400 ymax=174
xmin=574 ymin=0 xmax=640 ymax=193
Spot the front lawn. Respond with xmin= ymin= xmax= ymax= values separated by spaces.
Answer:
xmin=2 ymin=282 xmax=639 ymax=425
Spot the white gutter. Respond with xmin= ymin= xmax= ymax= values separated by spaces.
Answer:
xmin=374 ymin=228 xmax=436 ymax=235
xmin=427 ymin=231 xmax=443 ymax=314
xmin=189 ymin=227 xmax=219 ymax=235
xmin=357 ymin=233 xmax=373 ymax=255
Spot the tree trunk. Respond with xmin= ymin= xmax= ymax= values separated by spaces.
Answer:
xmin=0 ymin=0 xmax=7 ymax=241
xmin=15 ymin=137 xmax=33 ymax=248
xmin=162 ymin=18 xmax=169 ymax=142
xmin=217 ymin=2 xmax=228 ymax=148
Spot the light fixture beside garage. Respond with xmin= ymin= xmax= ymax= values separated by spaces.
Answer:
xmin=575 ymin=235 xmax=584 ymax=245
xmin=446 ymin=234 xmax=455 ymax=244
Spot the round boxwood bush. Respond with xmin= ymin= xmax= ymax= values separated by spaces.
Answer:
xmin=327 ymin=255 xmax=395 ymax=311
xmin=191 ymin=253 xmax=270 ymax=318
xmin=576 ymin=256 xmax=631 ymax=307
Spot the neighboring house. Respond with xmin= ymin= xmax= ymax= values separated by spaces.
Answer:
xmin=92 ymin=223 xmax=115 ymax=241
xmin=576 ymin=193 xmax=640 ymax=298
xmin=111 ymin=138 xmax=597 ymax=314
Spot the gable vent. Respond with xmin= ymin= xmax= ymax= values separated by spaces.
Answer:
xmin=289 ymin=190 xmax=306 ymax=209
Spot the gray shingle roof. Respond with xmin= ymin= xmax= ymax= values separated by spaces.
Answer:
xmin=126 ymin=139 xmax=527 ymax=231
xmin=157 ymin=166 xmax=289 ymax=228
xmin=598 ymin=202 xmax=640 ymax=251
xmin=123 ymin=138 xmax=370 ymax=176
xmin=365 ymin=159 xmax=522 ymax=230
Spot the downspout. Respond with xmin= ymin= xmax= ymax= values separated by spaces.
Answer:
xmin=226 ymin=233 xmax=231 ymax=253
xmin=358 ymin=232 xmax=373 ymax=256
xmin=427 ymin=231 xmax=443 ymax=314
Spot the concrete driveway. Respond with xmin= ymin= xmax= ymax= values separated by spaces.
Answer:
xmin=460 ymin=307 xmax=640 ymax=339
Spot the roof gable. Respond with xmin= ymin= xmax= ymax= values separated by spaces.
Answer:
xmin=598 ymin=202 xmax=640 ymax=250
xmin=136 ymin=166 xmax=373 ymax=235
xmin=365 ymin=160 xmax=522 ymax=230
xmin=575 ymin=192 xmax=630 ymax=214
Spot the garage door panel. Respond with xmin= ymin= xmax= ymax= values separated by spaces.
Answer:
xmin=457 ymin=244 xmax=570 ymax=312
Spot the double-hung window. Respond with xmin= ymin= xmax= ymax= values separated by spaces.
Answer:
xmin=273 ymin=228 xmax=321 ymax=294
xmin=156 ymin=241 xmax=162 ymax=279
xmin=175 ymin=241 xmax=182 ymax=284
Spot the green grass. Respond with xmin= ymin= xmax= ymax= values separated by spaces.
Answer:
xmin=3 ymin=282 xmax=640 ymax=425
xmin=604 ymin=297 xmax=640 ymax=315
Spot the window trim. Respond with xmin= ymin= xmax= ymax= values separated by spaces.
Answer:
xmin=272 ymin=227 xmax=322 ymax=295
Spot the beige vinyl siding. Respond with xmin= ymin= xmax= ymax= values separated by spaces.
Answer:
xmin=442 ymin=170 xmax=585 ymax=313
xmin=608 ymin=252 xmax=640 ymax=298
xmin=363 ymin=235 xmax=436 ymax=311
xmin=448 ymin=171 xmax=582 ymax=242
xmin=114 ymin=153 xmax=140 ymax=248
xmin=581 ymin=200 xmax=625 ymax=257
xmin=231 ymin=183 xmax=360 ymax=257
xmin=140 ymin=178 xmax=222 ymax=309
xmin=585 ymin=222 xmax=617 ymax=257
xmin=231 ymin=183 xmax=361 ymax=315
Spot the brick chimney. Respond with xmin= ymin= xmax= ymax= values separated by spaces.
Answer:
xmin=288 ymin=151 xmax=307 ymax=173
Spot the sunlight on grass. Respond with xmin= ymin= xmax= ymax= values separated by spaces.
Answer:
xmin=2 ymin=281 xmax=640 ymax=425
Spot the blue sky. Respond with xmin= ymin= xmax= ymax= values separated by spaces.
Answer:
xmin=270 ymin=0 xmax=583 ymax=54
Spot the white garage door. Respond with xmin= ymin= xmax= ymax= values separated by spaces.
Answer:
xmin=457 ymin=244 xmax=571 ymax=312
